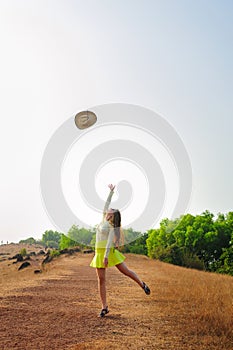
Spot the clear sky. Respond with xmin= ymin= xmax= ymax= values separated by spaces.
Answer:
xmin=0 ymin=0 xmax=232 ymax=243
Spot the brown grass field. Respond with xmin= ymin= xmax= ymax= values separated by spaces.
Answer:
xmin=0 ymin=244 xmax=232 ymax=350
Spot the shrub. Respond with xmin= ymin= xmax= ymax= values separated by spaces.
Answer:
xmin=19 ymin=248 xmax=27 ymax=257
xmin=181 ymin=251 xmax=205 ymax=270
xmin=59 ymin=234 xmax=77 ymax=250
xmin=19 ymin=237 xmax=36 ymax=244
xmin=46 ymin=240 xmax=59 ymax=249
xmin=50 ymin=250 xmax=60 ymax=257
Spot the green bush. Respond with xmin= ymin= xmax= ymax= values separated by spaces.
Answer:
xmin=215 ymin=246 xmax=233 ymax=275
xmin=42 ymin=230 xmax=62 ymax=247
xmin=59 ymin=234 xmax=77 ymax=249
xmin=19 ymin=237 xmax=36 ymax=244
xmin=46 ymin=240 xmax=59 ymax=249
xmin=121 ymin=232 xmax=148 ymax=255
xmin=50 ymin=249 xmax=60 ymax=257
xmin=19 ymin=248 xmax=27 ymax=256
xmin=181 ymin=251 xmax=205 ymax=270
xmin=146 ymin=211 xmax=233 ymax=274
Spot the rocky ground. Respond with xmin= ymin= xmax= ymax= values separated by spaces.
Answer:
xmin=0 ymin=244 xmax=232 ymax=350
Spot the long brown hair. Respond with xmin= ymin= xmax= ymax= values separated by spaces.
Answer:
xmin=110 ymin=209 xmax=124 ymax=248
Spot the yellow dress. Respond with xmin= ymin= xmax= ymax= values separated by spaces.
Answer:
xmin=90 ymin=220 xmax=126 ymax=268
xmin=90 ymin=190 xmax=125 ymax=268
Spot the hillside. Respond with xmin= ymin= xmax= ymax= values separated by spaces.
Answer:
xmin=0 ymin=244 xmax=232 ymax=349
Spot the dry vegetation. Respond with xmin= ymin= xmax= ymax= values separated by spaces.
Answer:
xmin=151 ymin=261 xmax=233 ymax=346
xmin=0 ymin=244 xmax=232 ymax=349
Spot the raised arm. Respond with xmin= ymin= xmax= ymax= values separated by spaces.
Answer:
xmin=102 ymin=184 xmax=115 ymax=219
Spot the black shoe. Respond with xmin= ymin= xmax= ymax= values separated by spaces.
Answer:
xmin=99 ymin=306 xmax=109 ymax=317
xmin=142 ymin=281 xmax=150 ymax=295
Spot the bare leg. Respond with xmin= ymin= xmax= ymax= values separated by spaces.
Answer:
xmin=96 ymin=268 xmax=107 ymax=309
xmin=115 ymin=262 xmax=144 ymax=288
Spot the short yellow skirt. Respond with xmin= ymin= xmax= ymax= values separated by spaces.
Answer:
xmin=90 ymin=241 xmax=125 ymax=268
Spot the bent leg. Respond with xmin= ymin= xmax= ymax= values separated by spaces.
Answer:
xmin=115 ymin=262 xmax=144 ymax=288
xmin=96 ymin=268 xmax=107 ymax=309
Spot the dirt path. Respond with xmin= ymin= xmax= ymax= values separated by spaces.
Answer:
xmin=0 ymin=252 xmax=231 ymax=349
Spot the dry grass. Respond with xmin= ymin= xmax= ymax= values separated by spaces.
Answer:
xmin=152 ymin=260 xmax=233 ymax=340
xmin=0 ymin=245 xmax=232 ymax=349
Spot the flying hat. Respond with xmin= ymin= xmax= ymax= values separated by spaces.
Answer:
xmin=74 ymin=110 xmax=97 ymax=129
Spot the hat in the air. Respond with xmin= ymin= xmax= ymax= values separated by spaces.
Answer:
xmin=74 ymin=110 xmax=97 ymax=129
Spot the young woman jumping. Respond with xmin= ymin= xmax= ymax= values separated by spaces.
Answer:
xmin=90 ymin=183 xmax=150 ymax=317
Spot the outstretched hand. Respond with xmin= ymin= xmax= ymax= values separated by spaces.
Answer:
xmin=108 ymin=184 xmax=115 ymax=191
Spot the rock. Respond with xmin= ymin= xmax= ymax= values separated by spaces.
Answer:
xmin=34 ymin=269 xmax=42 ymax=274
xmin=73 ymin=247 xmax=81 ymax=252
xmin=18 ymin=261 xmax=31 ymax=270
xmin=83 ymin=249 xmax=94 ymax=254
xmin=24 ymin=255 xmax=31 ymax=261
xmin=9 ymin=254 xmax=24 ymax=262
xmin=42 ymin=255 xmax=53 ymax=264
xmin=60 ymin=247 xmax=81 ymax=255
xmin=59 ymin=248 xmax=69 ymax=255
xmin=29 ymin=251 xmax=36 ymax=256
xmin=37 ymin=250 xmax=45 ymax=255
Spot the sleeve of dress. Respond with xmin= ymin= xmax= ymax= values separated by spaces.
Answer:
xmin=104 ymin=226 xmax=115 ymax=259
xmin=102 ymin=190 xmax=114 ymax=220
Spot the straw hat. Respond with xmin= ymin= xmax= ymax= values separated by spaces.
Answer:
xmin=74 ymin=110 xmax=97 ymax=129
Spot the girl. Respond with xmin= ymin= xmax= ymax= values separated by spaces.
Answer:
xmin=90 ymin=184 xmax=150 ymax=317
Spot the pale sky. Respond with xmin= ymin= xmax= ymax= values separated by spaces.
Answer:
xmin=0 ymin=0 xmax=232 ymax=243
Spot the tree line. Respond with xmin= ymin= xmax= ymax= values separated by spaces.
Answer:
xmin=146 ymin=210 xmax=233 ymax=275
xmin=19 ymin=210 xmax=233 ymax=276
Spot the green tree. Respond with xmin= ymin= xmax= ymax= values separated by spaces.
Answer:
xmin=122 ymin=227 xmax=141 ymax=245
xmin=146 ymin=211 xmax=233 ymax=274
xmin=121 ymin=232 xmax=148 ymax=255
xmin=42 ymin=230 xmax=62 ymax=247
xmin=46 ymin=240 xmax=59 ymax=249
xmin=68 ymin=225 xmax=95 ymax=246
xmin=59 ymin=234 xmax=77 ymax=250
xmin=146 ymin=228 xmax=161 ymax=258
xmin=19 ymin=237 xmax=36 ymax=244
xmin=214 ymin=245 xmax=233 ymax=275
